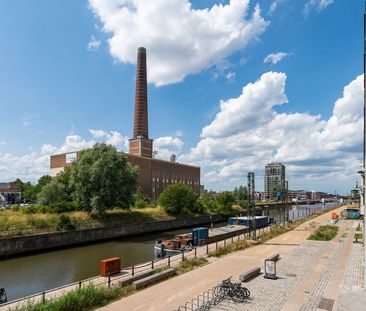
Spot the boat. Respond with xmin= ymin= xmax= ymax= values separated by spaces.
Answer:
xmin=154 ymin=234 xmax=193 ymax=258
xmin=227 ymin=216 xmax=269 ymax=228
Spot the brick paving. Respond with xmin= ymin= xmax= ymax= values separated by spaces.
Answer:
xmin=210 ymin=240 xmax=326 ymax=311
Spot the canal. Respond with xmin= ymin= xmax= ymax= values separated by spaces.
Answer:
xmin=0 ymin=203 xmax=336 ymax=301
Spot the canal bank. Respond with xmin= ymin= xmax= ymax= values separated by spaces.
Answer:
xmin=0 ymin=214 xmax=225 ymax=258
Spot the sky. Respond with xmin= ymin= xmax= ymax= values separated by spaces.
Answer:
xmin=0 ymin=0 xmax=363 ymax=194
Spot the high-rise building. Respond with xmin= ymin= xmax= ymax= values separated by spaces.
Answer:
xmin=264 ymin=162 xmax=285 ymax=200
xmin=50 ymin=47 xmax=200 ymax=199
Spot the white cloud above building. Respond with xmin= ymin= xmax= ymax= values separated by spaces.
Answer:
xmin=89 ymin=0 xmax=268 ymax=86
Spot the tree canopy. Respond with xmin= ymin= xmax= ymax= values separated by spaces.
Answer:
xmin=70 ymin=143 xmax=138 ymax=215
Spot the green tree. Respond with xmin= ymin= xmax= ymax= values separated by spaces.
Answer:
xmin=70 ymin=143 xmax=138 ymax=216
xmin=56 ymin=166 xmax=74 ymax=200
xmin=37 ymin=181 xmax=67 ymax=205
xmin=215 ymin=191 xmax=234 ymax=213
xmin=233 ymin=186 xmax=248 ymax=208
xmin=134 ymin=186 xmax=149 ymax=208
xmin=158 ymin=183 xmax=198 ymax=216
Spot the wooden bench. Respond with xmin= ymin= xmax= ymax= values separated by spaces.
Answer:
xmin=118 ymin=270 xmax=155 ymax=287
xmin=239 ymin=267 xmax=261 ymax=282
xmin=132 ymin=268 xmax=175 ymax=289
xmin=266 ymin=253 xmax=280 ymax=262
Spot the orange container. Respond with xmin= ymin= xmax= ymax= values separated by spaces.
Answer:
xmin=331 ymin=212 xmax=337 ymax=219
xmin=99 ymin=257 xmax=121 ymax=276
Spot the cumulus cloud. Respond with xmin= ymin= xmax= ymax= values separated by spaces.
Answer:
xmin=154 ymin=136 xmax=184 ymax=160
xmin=87 ymin=35 xmax=101 ymax=52
xmin=180 ymin=72 xmax=362 ymax=191
xmin=264 ymin=52 xmax=288 ymax=65
xmin=89 ymin=0 xmax=268 ymax=86
xmin=89 ymin=129 xmax=129 ymax=150
xmin=304 ymin=0 xmax=334 ymax=15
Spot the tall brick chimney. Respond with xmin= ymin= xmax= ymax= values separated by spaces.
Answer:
xmin=129 ymin=47 xmax=153 ymax=158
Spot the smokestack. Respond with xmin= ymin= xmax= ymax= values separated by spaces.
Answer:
xmin=133 ymin=47 xmax=149 ymax=139
xmin=129 ymin=47 xmax=153 ymax=158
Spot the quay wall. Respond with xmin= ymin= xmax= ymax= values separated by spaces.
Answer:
xmin=0 ymin=214 xmax=225 ymax=258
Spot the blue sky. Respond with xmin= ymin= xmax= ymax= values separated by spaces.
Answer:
xmin=0 ymin=0 xmax=363 ymax=194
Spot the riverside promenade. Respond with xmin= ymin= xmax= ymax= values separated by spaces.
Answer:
xmin=98 ymin=205 xmax=365 ymax=311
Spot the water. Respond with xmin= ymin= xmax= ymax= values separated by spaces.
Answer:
xmin=0 ymin=203 xmax=336 ymax=301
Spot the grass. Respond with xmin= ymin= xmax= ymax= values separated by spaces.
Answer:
xmin=0 ymin=207 xmax=174 ymax=238
xmin=308 ymin=225 xmax=339 ymax=241
xmin=175 ymin=257 xmax=208 ymax=275
xmin=354 ymin=233 xmax=363 ymax=244
xmin=209 ymin=239 xmax=252 ymax=257
xmin=12 ymin=284 xmax=135 ymax=311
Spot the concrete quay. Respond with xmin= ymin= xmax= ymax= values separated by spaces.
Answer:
xmin=97 ymin=205 xmax=364 ymax=311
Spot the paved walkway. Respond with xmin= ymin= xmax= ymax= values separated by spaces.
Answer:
xmin=98 ymin=206 xmax=354 ymax=311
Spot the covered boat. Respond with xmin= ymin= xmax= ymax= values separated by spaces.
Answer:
xmin=154 ymin=234 xmax=193 ymax=258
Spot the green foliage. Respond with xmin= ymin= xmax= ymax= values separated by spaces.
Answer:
xmin=56 ymin=166 xmax=74 ymax=198
xmin=354 ymin=233 xmax=363 ymax=243
xmin=134 ymin=187 xmax=149 ymax=208
xmin=214 ymin=192 xmax=234 ymax=213
xmin=11 ymin=204 xmax=20 ymax=212
xmin=175 ymin=258 xmax=208 ymax=274
xmin=70 ymin=143 xmax=138 ymax=216
xmin=37 ymin=181 xmax=68 ymax=205
xmin=308 ymin=225 xmax=339 ymax=241
xmin=57 ymin=214 xmax=76 ymax=231
xmin=13 ymin=176 xmax=52 ymax=203
xmin=158 ymin=183 xmax=198 ymax=216
xmin=14 ymin=284 xmax=134 ymax=311
xmin=209 ymin=239 xmax=251 ymax=257
xmin=356 ymin=223 xmax=362 ymax=232
xmin=197 ymin=192 xmax=215 ymax=211
xmin=233 ymin=186 xmax=249 ymax=208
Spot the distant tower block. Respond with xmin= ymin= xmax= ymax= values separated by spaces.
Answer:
xmin=129 ymin=47 xmax=153 ymax=158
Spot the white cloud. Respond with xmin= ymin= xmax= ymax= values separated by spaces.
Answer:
xmin=268 ymin=0 xmax=285 ymax=15
xmin=154 ymin=136 xmax=184 ymax=160
xmin=89 ymin=0 xmax=268 ymax=86
xmin=89 ymin=129 xmax=129 ymax=150
xmin=304 ymin=0 xmax=334 ymax=15
xmin=226 ymin=71 xmax=236 ymax=82
xmin=264 ymin=52 xmax=288 ymax=65
xmin=87 ymin=35 xmax=101 ymax=52
xmin=180 ymin=72 xmax=362 ymax=192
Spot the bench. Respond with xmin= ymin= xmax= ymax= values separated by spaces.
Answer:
xmin=132 ymin=268 xmax=175 ymax=289
xmin=266 ymin=253 xmax=280 ymax=262
xmin=239 ymin=267 xmax=261 ymax=282
xmin=118 ymin=270 xmax=155 ymax=287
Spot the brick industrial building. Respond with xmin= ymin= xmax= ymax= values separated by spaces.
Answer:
xmin=50 ymin=47 xmax=200 ymax=200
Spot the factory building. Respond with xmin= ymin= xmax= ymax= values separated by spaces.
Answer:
xmin=50 ymin=47 xmax=200 ymax=199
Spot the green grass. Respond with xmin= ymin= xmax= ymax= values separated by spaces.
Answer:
xmin=175 ymin=258 xmax=208 ymax=275
xmin=209 ymin=239 xmax=251 ymax=257
xmin=308 ymin=225 xmax=339 ymax=241
xmin=354 ymin=233 xmax=363 ymax=244
xmin=11 ymin=284 xmax=135 ymax=311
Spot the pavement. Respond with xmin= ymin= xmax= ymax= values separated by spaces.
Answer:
xmin=98 ymin=205 xmax=365 ymax=311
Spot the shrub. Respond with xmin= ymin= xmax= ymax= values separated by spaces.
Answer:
xmin=134 ymin=187 xmax=149 ymax=208
xmin=158 ymin=183 xmax=198 ymax=216
xmin=57 ymin=214 xmax=76 ymax=231
xmin=175 ymin=258 xmax=208 ymax=274
xmin=37 ymin=181 xmax=68 ymax=205
xmin=11 ymin=204 xmax=20 ymax=212
xmin=308 ymin=225 xmax=339 ymax=241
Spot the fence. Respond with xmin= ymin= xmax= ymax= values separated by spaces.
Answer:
xmin=0 ymin=204 xmax=338 ymax=310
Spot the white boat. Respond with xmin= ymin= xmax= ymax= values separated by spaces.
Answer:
xmin=154 ymin=236 xmax=193 ymax=258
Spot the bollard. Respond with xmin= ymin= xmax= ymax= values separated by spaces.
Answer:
xmin=79 ymin=281 xmax=82 ymax=289
xmin=108 ymin=276 xmax=111 ymax=288
xmin=168 ymin=256 xmax=171 ymax=267
xmin=181 ymin=250 xmax=185 ymax=262
xmin=132 ymin=265 xmax=135 ymax=276
xmin=216 ymin=242 xmax=218 ymax=250
xmin=231 ymin=236 xmax=234 ymax=243
xmin=194 ymin=247 xmax=197 ymax=258
xmin=42 ymin=292 xmax=45 ymax=303
xmin=151 ymin=260 xmax=154 ymax=270
xmin=206 ymin=244 xmax=209 ymax=255
xmin=224 ymin=239 xmax=226 ymax=247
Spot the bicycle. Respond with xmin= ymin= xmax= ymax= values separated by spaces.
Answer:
xmin=215 ymin=276 xmax=250 ymax=303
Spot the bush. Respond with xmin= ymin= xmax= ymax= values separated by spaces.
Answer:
xmin=214 ymin=192 xmax=234 ymax=213
xmin=37 ymin=181 xmax=68 ymax=205
xmin=158 ymin=183 xmax=198 ymax=216
xmin=134 ymin=187 xmax=149 ymax=208
xmin=11 ymin=204 xmax=20 ymax=212
xmin=57 ymin=214 xmax=76 ymax=231
xmin=308 ymin=225 xmax=339 ymax=241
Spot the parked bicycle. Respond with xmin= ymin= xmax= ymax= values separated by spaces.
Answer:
xmin=215 ymin=276 xmax=250 ymax=303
